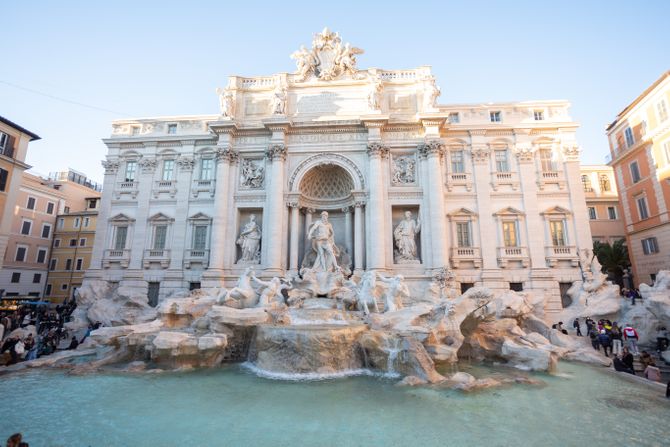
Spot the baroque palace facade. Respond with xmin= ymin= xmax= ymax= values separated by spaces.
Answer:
xmin=87 ymin=29 xmax=591 ymax=314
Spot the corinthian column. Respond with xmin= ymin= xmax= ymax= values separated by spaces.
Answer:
xmin=354 ymin=201 xmax=364 ymax=271
xmin=366 ymin=142 xmax=389 ymax=270
xmin=419 ymin=140 xmax=448 ymax=269
xmin=263 ymin=143 xmax=287 ymax=274
xmin=208 ymin=145 xmax=237 ymax=273
xmin=288 ymin=201 xmax=300 ymax=273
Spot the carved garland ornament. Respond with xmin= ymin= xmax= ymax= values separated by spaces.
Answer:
xmin=562 ymin=144 xmax=581 ymax=161
xmin=471 ymin=145 xmax=491 ymax=163
xmin=514 ymin=145 xmax=535 ymax=163
xmin=177 ymin=156 xmax=195 ymax=171
xmin=138 ymin=157 xmax=157 ymax=173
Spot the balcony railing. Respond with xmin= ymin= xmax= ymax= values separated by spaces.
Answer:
xmin=491 ymin=171 xmax=519 ymax=191
xmin=102 ymin=249 xmax=131 ymax=268
xmin=184 ymin=248 xmax=210 ymax=268
xmin=537 ymin=170 xmax=566 ymax=190
xmin=192 ymin=179 xmax=215 ymax=198
xmin=143 ymin=248 xmax=171 ymax=268
xmin=545 ymin=245 xmax=579 ymax=268
xmin=153 ymin=180 xmax=177 ymax=198
xmin=450 ymin=246 xmax=481 ymax=268
xmin=496 ymin=246 xmax=529 ymax=268
xmin=445 ymin=172 xmax=472 ymax=191
xmin=114 ymin=181 xmax=139 ymax=200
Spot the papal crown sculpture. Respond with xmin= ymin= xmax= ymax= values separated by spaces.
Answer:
xmin=291 ymin=27 xmax=365 ymax=81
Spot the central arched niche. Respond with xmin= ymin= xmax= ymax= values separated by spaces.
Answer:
xmin=298 ymin=164 xmax=355 ymax=272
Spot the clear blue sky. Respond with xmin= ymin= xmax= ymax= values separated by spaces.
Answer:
xmin=2 ymin=0 xmax=668 ymax=183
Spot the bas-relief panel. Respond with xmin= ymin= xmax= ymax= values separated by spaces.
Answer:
xmin=387 ymin=94 xmax=417 ymax=113
xmin=244 ymin=97 xmax=271 ymax=117
xmin=290 ymin=91 xmax=368 ymax=116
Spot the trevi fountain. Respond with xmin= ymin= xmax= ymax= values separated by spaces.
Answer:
xmin=1 ymin=29 xmax=669 ymax=446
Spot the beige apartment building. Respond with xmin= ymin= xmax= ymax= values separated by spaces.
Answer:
xmin=0 ymin=116 xmax=40 ymax=270
xmin=607 ymin=71 xmax=670 ymax=286
xmin=580 ymin=165 xmax=625 ymax=244
xmin=45 ymin=197 xmax=100 ymax=302
xmin=0 ymin=170 xmax=102 ymax=298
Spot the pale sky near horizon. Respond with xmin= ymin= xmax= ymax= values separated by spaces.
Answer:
xmin=2 ymin=0 xmax=668 ymax=183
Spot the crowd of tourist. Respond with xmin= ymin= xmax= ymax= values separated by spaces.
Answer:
xmin=0 ymin=297 xmax=94 ymax=366
xmin=5 ymin=432 xmax=29 ymax=447
xmin=621 ymin=287 xmax=641 ymax=306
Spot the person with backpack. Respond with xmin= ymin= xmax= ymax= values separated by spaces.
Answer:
xmin=623 ymin=323 xmax=640 ymax=355
xmin=573 ymin=318 xmax=582 ymax=336
xmin=597 ymin=330 xmax=612 ymax=357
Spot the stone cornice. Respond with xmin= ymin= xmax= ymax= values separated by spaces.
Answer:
xmin=208 ymin=121 xmax=239 ymax=136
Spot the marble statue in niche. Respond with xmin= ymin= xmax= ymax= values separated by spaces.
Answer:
xmin=272 ymin=84 xmax=287 ymax=115
xmin=239 ymin=159 xmax=264 ymax=189
xmin=307 ymin=211 xmax=339 ymax=273
xmin=391 ymin=156 xmax=416 ymax=185
xmin=394 ymin=211 xmax=421 ymax=263
xmin=237 ymin=215 xmax=262 ymax=263
xmin=424 ymin=78 xmax=441 ymax=110
xmin=368 ymin=78 xmax=383 ymax=111
xmin=216 ymin=88 xmax=235 ymax=118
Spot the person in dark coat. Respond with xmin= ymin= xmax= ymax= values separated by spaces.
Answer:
xmin=573 ymin=318 xmax=582 ymax=336
xmin=621 ymin=347 xmax=635 ymax=374
xmin=597 ymin=330 xmax=611 ymax=357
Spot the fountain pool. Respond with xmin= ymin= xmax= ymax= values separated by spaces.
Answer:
xmin=0 ymin=362 xmax=667 ymax=446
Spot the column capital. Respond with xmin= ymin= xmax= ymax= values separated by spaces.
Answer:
xmin=266 ymin=143 xmax=288 ymax=161
xmin=471 ymin=145 xmax=491 ymax=164
xmin=367 ymin=141 xmax=389 ymax=158
xmin=418 ymin=139 xmax=444 ymax=158
xmin=216 ymin=145 xmax=239 ymax=164
xmin=101 ymin=159 xmax=120 ymax=174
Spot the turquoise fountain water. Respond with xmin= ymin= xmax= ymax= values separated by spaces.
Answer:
xmin=0 ymin=362 xmax=667 ymax=446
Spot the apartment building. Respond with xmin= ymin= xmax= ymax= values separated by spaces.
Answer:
xmin=580 ymin=165 xmax=625 ymax=244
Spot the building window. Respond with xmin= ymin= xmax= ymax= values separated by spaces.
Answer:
xmin=49 ymin=259 xmax=57 ymax=271
xmin=41 ymin=223 xmax=52 ymax=239
xmin=21 ymin=219 xmax=32 ymax=235
xmin=26 ymin=196 xmax=36 ymax=210
xmin=58 ymin=218 xmax=64 ymax=229
xmin=629 ymin=161 xmax=641 ymax=183
xmin=460 ymin=283 xmax=474 ymax=294
xmin=189 ymin=282 xmax=202 ymax=291
xmin=581 ymin=175 xmax=593 ymax=192
xmin=11 ymin=272 xmax=20 ymax=283
xmin=539 ymin=149 xmax=555 ymax=171
xmin=87 ymin=198 xmax=97 ymax=209
xmin=448 ymin=112 xmax=460 ymax=123
xmin=495 ymin=150 xmax=509 ymax=172
xmin=36 ymin=248 xmax=47 ymax=264
xmin=162 ymin=160 xmax=175 ymax=181
xmin=588 ymin=207 xmax=597 ymax=220
xmin=69 ymin=239 xmax=77 ymax=247
xmin=65 ymin=259 xmax=72 ymax=271
xmin=167 ymin=123 xmax=177 ymax=134
xmin=502 ymin=221 xmax=518 ymax=247
xmin=0 ymin=131 xmax=11 ymax=156
xmin=15 ymin=246 xmax=27 ymax=262
xmin=0 ymin=168 xmax=8 ymax=191
xmin=46 ymin=202 xmax=55 ymax=215
xmin=45 ymin=284 xmax=52 ymax=295
xmin=657 ymin=100 xmax=668 ymax=122
xmin=84 ymin=217 xmax=90 ymax=227
xmin=131 ymin=126 xmax=140 ymax=136
xmin=456 ymin=222 xmax=471 ymax=247
xmin=64 ymin=206 xmax=70 ymax=214
xmin=33 ymin=273 xmax=41 ymax=284
xmin=509 ymin=282 xmax=524 ymax=292
xmin=490 ymin=111 xmax=502 ymax=123
xmin=79 ymin=238 xmax=86 ymax=247
xmin=114 ymin=226 xmax=128 ymax=250
xmin=642 ymin=237 xmax=659 ymax=255
xmin=54 ymin=239 xmax=61 ymax=248
xmin=153 ymin=225 xmax=168 ymax=250
xmin=61 ymin=284 xmax=68 ymax=291
xmin=451 ymin=150 xmax=465 ymax=173
xmin=200 ymin=158 xmax=214 ymax=181
xmin=74 ymin=217 xmax=81 ymax=228
xmin=636 ymin=196 xmax=649 ymax=220
xmin=533 ymin=110 xmax=544 ymax=121
xmin=550 ymin=220 xmax=566 ymax=246
xmin=193 ymin=225 xmax=208 ymax=250
xmin=125 ymin=161 xmax=137 ymax=182
xmin=624 ymin=127 xmax=635 ymax=148
xmin=599 ymin=174 xmax=611 ymax=192
xmin=76 ymin=258 xmax=83 ymax=270
xmin=608 ymin=206 xmax=617 ymax=220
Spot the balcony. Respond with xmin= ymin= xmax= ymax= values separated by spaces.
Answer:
xmin=184 ymin=249 xmax=210 ymax=269
xmin=491 ymin=171 xmax=519 ymax=191
xmin=450 ymin=246 xmax=481 ymax=269
xmin=545 ymin=245 xmax=579 ymax=268
xmin=191 ymin=179 xmax=215 ymax=198
xmin=496 ymin=246 xmax=529 ymax=268
xmin=143 ymin=249 xmax=171 ymax=268
xmin=102 ymin=249 xmax=130 ymax=268
xmin=153 ymin=180 xmax=178 ymax=198
xmin=114 ymin=181 xmax=139 ymax=199
xmin=445 ymin=172 xmax=473 ymax=192
xmin=537 ymin=171 xmax=566 ymax=190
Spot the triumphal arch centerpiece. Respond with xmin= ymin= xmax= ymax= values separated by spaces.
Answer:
xmin=88 ymin=28 xmax=592 ymax=317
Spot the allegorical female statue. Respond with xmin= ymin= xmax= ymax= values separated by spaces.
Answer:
xmin=237 ymin=214 xmax=261 ymax=263
xmin=307 ymin=211 xmax=339 ymax=272
xmin=393 ymin=210 xmax=421 ymax=262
